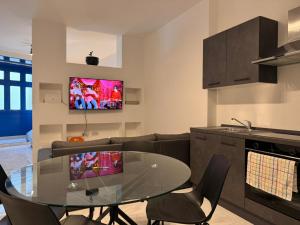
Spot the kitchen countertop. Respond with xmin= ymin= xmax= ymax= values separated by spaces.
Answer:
xmin=191 ymin=126 xmax=300 ymax=147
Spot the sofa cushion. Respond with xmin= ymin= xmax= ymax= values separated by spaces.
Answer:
xmin=52 ymin=138 xmax=111 ymax=149
xmin=52 ymin=144 xmax=122 ymax=158
xmin=122 ymin=141 xmax=156 ymax=153
xmin=155 ymin=133 xmax=190 ymax=141
xmin=110 ymin=134 xmax=156 ymax=144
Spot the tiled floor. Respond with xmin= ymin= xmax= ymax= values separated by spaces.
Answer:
xmin=65 ymin=200 xmax=253 ymax=225
xmin=0 ymin=142 xmax=32 ymax=218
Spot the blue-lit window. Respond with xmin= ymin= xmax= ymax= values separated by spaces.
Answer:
xmin=0 ymin=56 xmax=4 ymax=60
xmin=25 ymin=60 xmax=32 ymax=65
xmin=10 ymin=86 xmax=21 ymax=110
xmin=0 ymin=56 xmax=32 ymax=112
xmin=25 ymin=74 xmax=32 ymax=82
xmin=0 ymin=85 xmax=4 ymax=110
xmin=25 ymin=87 xmax=32 ymax=110
xmin=10 ymin=72 xmax=20 ymax=81
xmin=9 ymin=57 xmax=21 ymax=63
xmin=0 ymin=55 xmax=32 ymax=136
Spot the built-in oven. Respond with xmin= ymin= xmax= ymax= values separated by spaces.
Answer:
xmin=245 ymin=139 xmax=300 ymax=221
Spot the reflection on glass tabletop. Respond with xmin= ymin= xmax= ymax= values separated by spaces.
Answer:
xmin=5 ymin=151 xmax=191 ymax=207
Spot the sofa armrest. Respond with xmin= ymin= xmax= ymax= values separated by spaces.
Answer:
xmin=154 ymin=139 xmax=190 ymax=167
xmin=38 ymin=148 xmax=52 ymax=162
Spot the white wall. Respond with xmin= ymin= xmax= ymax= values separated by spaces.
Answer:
xmin=212 ymin=0 xmax=300 ymax=130
xmin=143 ymin=0 xmax=210 ymax=134
xmin=32 ymin=19 xmax=145 ymax=162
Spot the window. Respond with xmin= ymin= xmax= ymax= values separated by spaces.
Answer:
xmin=10 ymin=86 xmax=21 ymax=110
xmin=25 ymin=60 xmax=32 ymax=65
xmin=25 ymin=87 xmax=32 ymax=110
xmin=0 ymin=85 xmax=4 ymax=110
xmin=0 ymin=56 xmax=4 ymax=60
xmin=25 ymin=74 xmax=32 ymax=82
xmin=0 ymin=71 xmax=4 ymax=80
xmin=10 ymin=72 xmax=20 ymax=81
xmin=9 ymin=57 xmax=21 ymax=63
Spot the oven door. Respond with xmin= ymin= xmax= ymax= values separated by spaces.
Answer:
xmin=245 ymin=147 xmax=300 ymax=221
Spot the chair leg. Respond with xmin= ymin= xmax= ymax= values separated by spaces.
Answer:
xmin=100 ymin=206 xmax=103 ymax=215
xmin=147 ymin=219 xmax=151 ymax=225
xmin=65 ymin=210 xmax=69 ymax=217
xmin=88 ymin=207 xmax=94 ymax=219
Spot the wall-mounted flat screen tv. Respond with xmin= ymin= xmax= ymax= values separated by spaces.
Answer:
xmin=69 ymin=77 xmax=123 ymax=110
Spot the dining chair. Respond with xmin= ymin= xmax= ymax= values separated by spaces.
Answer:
xmin=0 ymin=165 xmax=10 ymax=225
xmin=146 ymin=154 xmax=231 ymax=225
xmin=0 ymin=190 xmax=104 ymax=225
xmin=0 ymin=164 xmax=67 ymax=223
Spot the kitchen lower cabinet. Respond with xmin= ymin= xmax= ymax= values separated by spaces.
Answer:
xmin=190 ymin=132 xmax=218 ymax=184
xmin=217 ymin=135 xmax=245 ymax=208
xmin=190 ymin=131 xmax=245 ymax=208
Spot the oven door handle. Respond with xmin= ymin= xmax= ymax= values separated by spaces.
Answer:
xmin=245 ymin=148 xmax=300 ymax=162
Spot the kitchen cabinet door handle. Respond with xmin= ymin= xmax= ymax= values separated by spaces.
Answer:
xmin=195 ymin=136 xmax=207 ymax=141
xmin=208 ymin=82 xmax=220 ymax=86
xmin=234 ymin=77 xmax=250 ymax=82
xmin=221 ymin=141 xmax=236 ymax=147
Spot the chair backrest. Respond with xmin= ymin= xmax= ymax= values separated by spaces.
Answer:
xmin=0 ymin=165 xmax=9 ymax=203
xmin=52 ymin=143 xmax=123 ymax=158
xmin=0 ymin=190 xmax=60 ymax=225
xmin=194 ymin=154 xmax=231 ymax=222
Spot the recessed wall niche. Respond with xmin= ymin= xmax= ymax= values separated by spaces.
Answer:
xmin=66 ymin=27 xmax=122 ymax=68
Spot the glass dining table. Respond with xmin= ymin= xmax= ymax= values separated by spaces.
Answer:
xmin=5 ymin=151 xmax=191 ymax=225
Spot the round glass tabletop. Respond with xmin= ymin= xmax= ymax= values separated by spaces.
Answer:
xmin=5 ymin=151 xmax=191 ymax=207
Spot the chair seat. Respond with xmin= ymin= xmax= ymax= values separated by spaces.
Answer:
xmin=0 ymin=216 xmax=11 ymax=225
xmin=60 ymin=215 xmax=104 ymax=225
xmin=51 ymin=206 xmax=66 ymax=219
xmin=146 ymin=192 xmax=207 ymax=224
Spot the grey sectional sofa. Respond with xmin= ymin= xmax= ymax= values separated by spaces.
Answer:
xmin=38 ymin=133 xmax=190 ymax=168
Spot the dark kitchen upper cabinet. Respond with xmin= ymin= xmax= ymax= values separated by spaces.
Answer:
xmin=203 ymin=32 xmax=227 ymax=88
xmin=203 ymin=17 xmax=278 ymax=89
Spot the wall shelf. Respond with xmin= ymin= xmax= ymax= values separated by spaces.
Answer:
xmin=125 ymin=88 xmax=141 ymax=105
xmin=66 ymin=122 xmax=123 ymax=140
xmin=125 ymin=122 xmax=142 ymax=137
xmin=39 ymin=82 xmax=63 ymax=104
xmin=39 ymin=124 xmax=63 ymax=147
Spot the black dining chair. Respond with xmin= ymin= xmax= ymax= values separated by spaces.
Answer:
xmin=0 ymin=164 xmax=66 ymax=223
xmin=146 ymin=154 xmax=231 ymax=225
xmin=0 ymin=190 xmax=104 ymax=225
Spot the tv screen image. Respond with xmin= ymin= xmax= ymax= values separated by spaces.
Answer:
xmin=69 ymin=151 xmax=123 ymax=180
xmin=69 ymin=77 xmax=123 ymax=110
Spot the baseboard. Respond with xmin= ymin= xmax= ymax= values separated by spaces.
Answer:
xmin=219 ymin=199 xmax=273 ymax=225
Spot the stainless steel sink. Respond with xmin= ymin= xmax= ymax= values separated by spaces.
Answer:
xmin=208 ymin=127 xmax=258 ymax=134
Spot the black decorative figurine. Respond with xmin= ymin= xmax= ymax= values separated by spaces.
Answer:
xmin=86 ymin=51 xmax=99 ymax=66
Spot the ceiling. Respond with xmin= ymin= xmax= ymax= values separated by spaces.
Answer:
xmin=0 ymin=0 xmax=202 ymax=55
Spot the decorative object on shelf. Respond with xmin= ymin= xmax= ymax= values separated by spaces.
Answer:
xmin=68 ymin=136 xmax=85 ymax=143
xmin=86 ymin=51 xmax=99 ymax=66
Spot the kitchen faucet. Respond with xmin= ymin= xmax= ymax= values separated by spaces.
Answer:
xmin=231 ymin=118 xmax=252 ymax=131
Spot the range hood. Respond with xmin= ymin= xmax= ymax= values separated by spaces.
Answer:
xmin=252 ymin=6 xmax=300 ymax=66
